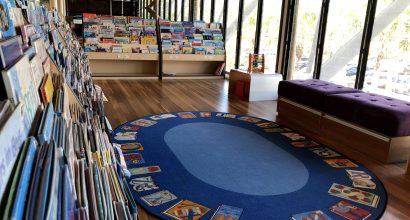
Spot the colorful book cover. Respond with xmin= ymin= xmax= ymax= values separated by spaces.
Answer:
xmin=310 ymin=147 xmax=341 ymax=158
xmin=210 ymin=204 xmax=243 ymax=220
xmin=324 ymin=159 xmax=358 ymax=168
xmin=0 ymin=35 xmax=23 ymax=70
xmin=291 ymin=141 xmax=320 ymax=148
xmin=114 ymin=131 xmax=138 ymax=141
xmin=328 ymin=183 xmax=380 ymax=208
xmin=264 ymin=127 xmax=291 ymax=133
xmin=37 ymin=103 xmax=55 ymax=145
xmin=216 ymin=113 xmax=236 ymax=118
xmin=162 ymin=200 xmax=211 ymax=220
xmin=122 ymin=125 xmax=140 ymax=131
xmin=40 ymin=73 xmax=54 ymax=105
xmin=124 ymin=152 xmax=145 ymax=165
xmin=346 ymin=170 xmax=372 ymax=180
xmin=0 ymin=0 xmax=16 ymax=38
xmin=131 ymin=118 xmax=157 ymax=127
xmin=141 ymin=190 xmax=177 ymax=206
xmin=256 ymin=122 xmax=279 ymax=128
xmin=329 ymin=200 xmax=372 ymax=220
xmin=248 ymin=54 xmax=265 ymax=73
xmin=177 ymin=112 xmax=197 ymax=118
xmin=280 ymin=132 xmax=306 ymax=141
xmin=129 ymin=176 xmax=159 ymax=192
xmin=129 ymin=166 xmax=161 ymax=175
xmin=291 ymin=210 xmax=332 ymax=220
xmin=199 ymin=112 xmax=212 ymax=117
xmin=352 ymin=178 xmax=376 ymax=190
xmin=150 ymin=113 xmax=177 ymax=120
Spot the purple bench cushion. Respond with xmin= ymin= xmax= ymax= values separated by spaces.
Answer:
xmin=278 ymin=79 xmax=362 ymax=111
xmin=324 ymin=93 xmax=410 ymax=137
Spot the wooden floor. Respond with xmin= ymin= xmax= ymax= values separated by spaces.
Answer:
xmin=96 ymin=79 xmax=410 ymax=220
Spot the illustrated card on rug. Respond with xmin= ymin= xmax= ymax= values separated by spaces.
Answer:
xmin=280 ymin=132 xmax=306 ymax=141
xmin=256 ymin=122 xmax=279 ymax=128
xmin=124 ymin=153 xmax=145 ymax=165
xmin=291 ymin=210 xmax=332 ymax=220
xmin=129 ymin=176 xmax=159 ymax=192
xmin=324 ymin=159 xmax=358 ymax=168
xmin=329 ymin=200 xmax=371 ymax=220
xmin=177 ymin=112 xmax=197 ymax=118
xmin=328 ymin=183 xmax=379 ymax=208
xmin=352 ymin=179 xmax=376 ymax=190
xmin=237 ymin=116 xmax=262 ymax=123
xmin=199 ymin=112 xmax=212 ymax=117
xmin=121 ymin=125 xmax=140 ymax=131
xmin=291 ymin=141 xmax=320 ymax=148
xmin=210 ymin=204 xmax=243 ymax=220
xmin=131 ymin=119 xmax=158 ymax=127
xmin=264 ymin=128 xmax=291 ymax=133
xmin=130 ymin=166 xmax=161 ymax=175
xmin=141 ymin=190 xmax=177 ymax=206
xmin=114 ymin=132 xmax=138 ymax=141
xmin=150 ymin=113 xmax=177 ymax=120
xmin=162 ymin=200 xmax=211 ymax=220
xmin=310 ymin=147 xmax=341 ymax=158
xmin=121 ymin=142 xmax=144 ymax=151
xmin=346 ymin=170 xmax=372 ymax=180
xmin=216 ymin=113 xmax=236 ymax=118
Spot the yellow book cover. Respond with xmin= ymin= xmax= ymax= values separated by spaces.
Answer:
xmin=141 ymin=36 xmax=157 ymax=45
xmin=40 ymin=74 xmax=54 ymax=104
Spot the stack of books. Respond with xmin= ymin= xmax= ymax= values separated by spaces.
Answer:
xmin=0 ymin=1 xmax=136 ymax=219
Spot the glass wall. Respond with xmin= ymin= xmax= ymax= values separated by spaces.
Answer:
xmin=363 ymin=0 xmax=410 ymax=101
xmin=319 ymin=0 xmax=368 ymax=87
xmin=170 ymin=0 xmax=175 ymax=20
xmin=177 ymin=0 xmax=182 ymax=20
xmin=289 ymin=0 xmax=322 ymax=79
xmin=239 ymin=0 xmax=258 ymax=70
xmin=259 ymin=0 xmax=282 ymax=72
xmin=184 ymin=0 xmax=190 ymax=20
xmin=203 ymin=0 xmax=212 ymax=22
xmin=225 ymin=0 xmax=240 ymax=71
xmin=214 ymin=0 xmax=224 ymax=23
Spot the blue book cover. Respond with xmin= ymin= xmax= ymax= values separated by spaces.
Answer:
xmin=0 ymin=35 xmax=23 ymax=70
xmin=0 ymin=103 xmax=25 ymax=202
xmin=10 ymin=137 xmax=38 ymax=220
xmin=292 ymin=210 xmax=332 ymax=220
xmin=37 ymin=102 xmax=55 ymax=145
xmin=62 ymin=164 xmax=76 ymax=220
xmin=0 ymin=0 xmax=16 ymax=38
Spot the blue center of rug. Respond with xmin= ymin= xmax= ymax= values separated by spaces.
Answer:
xmin=164 ymin=122 xmax=309 ymax=196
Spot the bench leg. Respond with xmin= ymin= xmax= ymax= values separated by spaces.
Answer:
xmin=407 ymin=156 xmax=410 ymax=175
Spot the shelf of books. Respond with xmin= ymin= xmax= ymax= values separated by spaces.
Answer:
xmin=83 ymin=14 xmax=226 ymax=78
xmin=0 ymin=2 xmax=137 ymax=219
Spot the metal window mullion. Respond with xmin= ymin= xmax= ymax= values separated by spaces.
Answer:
xmin=312 ymin=0 xmax=330 ymax=79
xmin=210 ymin=0 xmax=215 ymax=22
xmin=175 ymin=0 xmax=178 ymax=20
xmin=281 ymin=0 xmax=296 ymax=79
xmin=181 ymin=0 xmax=185 ymax=20
xmin=235 ymin=0 xmax=244 ymax=69
xmin=189 ymin=0 xmax=194 ymax=21
xmin=254 ymin=0 xmax=263 ymax=54
xmin=168 ymin=0 xmax=172 ymax=20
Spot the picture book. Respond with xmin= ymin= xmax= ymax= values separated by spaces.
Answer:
xmin=324 ymin=159 xmax=358 ymax=168
xmin=346 ymin=170 xmax=372 ymax=180
xmin=121 ymin=142 xmax=144 ymax=151
xmin=177 ymin=112 xmax=197 ymax=118
xmin=280 ymin=132 xmax=306 ymax=141
xmin=121 ymin=125 xmax=140 ymax=131
xmin=248 ymin=54 xmax=265 ymax=74
xmin=162 ymin=199 xmax=211 ymax=220
xmin=291 ymin=141 xmax=320 ymax=148
xmin=1 ymin=55 xmax=24 ymax=105
xmin=210 ymin=204 xmax=243 ymax=220
xmin=329 ymin=200 xmax=372 ymax=220
xmin=124 ymin=152 xmax=145 ymax=165
xmin=264 ymin=128 xmax=291 ymax=133
xmin=310 ymin=147 xmax=341 ymax=158
xmin=129 ymin=176 xmax=159 ymax=192
xmin=150 ymin=113 xmax=177 ymax=120
xmin=216 ymin=113 xmax=236 ymax=118
xmin=352 ymin=178 xmax=376 ymax=190
xmin=328 ymin=183 xmax=380 ymax=208
xmin=39 ymin=73 xmax=54 ymax=105
xmin=114 ymin=131 xmax=138 ymax=141
xmin=0 ymin=0 xmax=16 ymax=38
xmin=237 ymin=116 xmax=262 ymax=123
xmin=199 ymin=112 xmax=212 ymax=117
xmin=131 ymin=118 xmax=158 ymax=127
xmin=256 ymin=122 xmax=279 ymax=128
xmin=141 ymin=190 xmax=177 ymax=206
xmin=37 ymin=103 xmax=55 ymax=145
xmin=0 ymin=35 xmax=23 ymax=70
xmin=291 ymin=210 xmax=332 ymax=220
xmin=30 ymin=54 xmax=44 ymax=89
xmin=129 ymin=166 xmax=161 ymax=175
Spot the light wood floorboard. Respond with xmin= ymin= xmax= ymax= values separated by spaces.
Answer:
xmin=96 ymin=79 xmax=410 ymax=220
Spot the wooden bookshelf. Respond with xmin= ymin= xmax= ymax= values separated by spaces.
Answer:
xmin=87 ymin=52 xmax=225 ymax=78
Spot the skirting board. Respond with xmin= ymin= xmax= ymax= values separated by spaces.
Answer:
xmin=277 ymin=97 xmax=410 ymax=165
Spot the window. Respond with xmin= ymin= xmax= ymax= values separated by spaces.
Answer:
xmin=177 ymin=0 xmax=182 ymax=20
xmin=319 ymin=0 xmax=368 ymax=87
xmin=225 ymin=0 xmax=240 ymax=71
xmin=259 ymin=0 xmax=282 ymax=72
xmin=203 ymin=0 xmax=212 ymax=22
xmin=289 ymin=0 xmax=322 ymax=79
xmin=363 ymin=0 xmax=410 ymax=101
xmin=214 ymin=0 xmax=224 ymax=23
xmin=184 ymin=0 xmax=190 ymax=20
xmin=170 ymin=0 xmax=175 ymax=20
xmin=239 ymin=0 xmax=258 ymax=70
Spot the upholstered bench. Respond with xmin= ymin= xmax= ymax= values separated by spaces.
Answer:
xmin=277 ymin=80 xmax=410 ymax=167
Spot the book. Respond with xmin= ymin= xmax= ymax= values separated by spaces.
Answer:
xmin=0 ymin=35 xmax=23 ymax=70
xmin=248 ymin=54 xmax=265 ymax=73
xmin=291 ymin=210 xmax=332 ymax=220
xmin=39 ymin=73 xmax=54 ymax=105
xmin=129 ymin=166 xmax=161 ymax=175
xmin=310 ymin=147 xmax=341 ymax=158
xmin=328 ymin=183 xmax=380 ymax=208
xmin=1 ymin=55 xmax=30 ymax=105
xmin=0 ymin=0 xmax=16 ymax=38
xmin=324 ymin=159 xmax=358 ymax=168
xmin=37 ymin=103 xmax=55 ymax=145
xmin=141 ymin=190 xmax=177 ymax=206
xmin=210 ymin=204 xmax=243 ymax=220
xmin=162 ymin=199 xmax=210 ymax=219
xmin=329 ymin=200 xmax=372 ymax=220
xmin=129 ymin=176 xmax=159 ymax=192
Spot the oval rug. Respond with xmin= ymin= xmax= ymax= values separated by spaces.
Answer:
xmin=112 ymin=112 xmax=387 ymax=220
